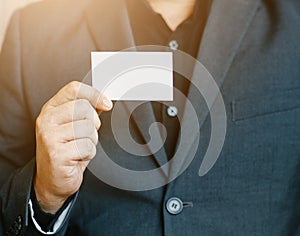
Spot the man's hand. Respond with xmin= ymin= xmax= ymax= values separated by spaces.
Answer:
xmin=34 ymin=81 xmax=113 ymax=214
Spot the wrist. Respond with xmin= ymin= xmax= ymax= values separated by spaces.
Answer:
xmin=34 ymin=177 xmax=68 ymax=214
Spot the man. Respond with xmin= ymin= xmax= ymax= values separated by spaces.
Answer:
xmin=0 ymin=0 xmax=299 ymax=235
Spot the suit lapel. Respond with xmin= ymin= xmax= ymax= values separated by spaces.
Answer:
xmin=85 ymin=0 xmax=169 ymax=175
xmin=170 ymin=0 xmax=261 ymax=177
xmin=85 ymin=0 xmax=135 ymax=51
xmin=199 ymin=0 xmax=261 ymax=85
xmin=123 ymin=102 xmax=169 ymax=170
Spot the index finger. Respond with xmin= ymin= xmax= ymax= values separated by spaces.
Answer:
xmin=47 ymin=81 xmax=113 ymax=111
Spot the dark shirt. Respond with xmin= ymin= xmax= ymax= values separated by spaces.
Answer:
xmin=126 ymin=0 xmax=212 ymax=158
xmin=32 ymin=0 xmax=212 ymax=231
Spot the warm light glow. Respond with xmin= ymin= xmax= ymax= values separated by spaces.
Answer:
xmin=0 ymin=0 xmax=42 ymax=50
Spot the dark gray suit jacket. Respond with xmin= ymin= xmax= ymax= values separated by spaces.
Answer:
xmin=0 ymin=0 xmax=299 ymax=235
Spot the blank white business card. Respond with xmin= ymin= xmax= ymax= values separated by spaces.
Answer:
xmin=91 ymin=52 xmax=173 ymax=101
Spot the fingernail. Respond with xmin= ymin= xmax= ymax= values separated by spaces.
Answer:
xmin=103 ymin=98 xmax=112 ymax=109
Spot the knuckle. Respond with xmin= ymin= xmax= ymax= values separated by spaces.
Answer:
xmin=68 ymin=81 xmax=81 ymax=96
xmin=93 ymin=130 xmax=99 ymax=143
xmin=37 ymin=125 xmax=52 ymax=144
xmin=46 ymin=110 xmax=58 ymax=124
xmin=90 ymin=145 xmax=97 ymax=159
xmin=40 ymin=130 xmax=49 ymax=142
xmin=77 ymin=99 xmax=92 ymax=113
xmin=78 ymin=99 xmax=94 ymax=121
xmin=95 ymin=114 xmax=101 ymax=129
xmin=91 ymin=91 xmax=101 ymax=106
xmin=84 ymin=120 xmax=95 ymax=135
xmin=79 ymin=98 xmax=90 ymax=108
xmin=69 ymin=81 xmax=80 ymax=90
xmin=84 ymin=139 xmax=96 ymax=158
xmin=49 ymin=147 xmax=60 ymax=161
xmin=36 ymin=109 xmax=49 ymax=128
xmin=75 ymin=139 xmax=94 ymax=159
xmin=40 ymin=99 xmax=52 ymax=112
xmin=36 ymin=110 xmax=56 ymax=131
xmin=85 ymin=139 xmax=94 ymax=152
xmin=90 ymin=131 xmax=98 ymax=146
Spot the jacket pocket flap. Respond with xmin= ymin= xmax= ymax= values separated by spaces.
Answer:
xmin=232 ymin=88 xmax=300 ymax=121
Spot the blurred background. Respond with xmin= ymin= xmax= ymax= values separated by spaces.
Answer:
xmin=0 ymin=0 xmax=41 ymax=50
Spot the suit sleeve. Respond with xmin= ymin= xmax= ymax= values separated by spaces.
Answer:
xmin=0 ymin=10 xmax=74 ymax=235
xmin=0 ymin=9 xmax=34 ymax=235
xmin=0 ymin=9 xmax=37 ymax=185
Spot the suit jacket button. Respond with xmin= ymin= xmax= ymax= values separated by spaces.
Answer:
xmin=17 ymin=215 xmax=22 ymax=224
xmin=11 ymin=216 xmax=22 ymax=235
xmin=166 ymin=197 xmax=183 ymax=215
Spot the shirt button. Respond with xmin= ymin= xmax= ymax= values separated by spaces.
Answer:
xmin=166 ymin=197 xmax=183 ymax=215
xmin=169 ymin=40 xmax=179 ymax=50
xmin=167 ymin=106 xmax=178 ymax=117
